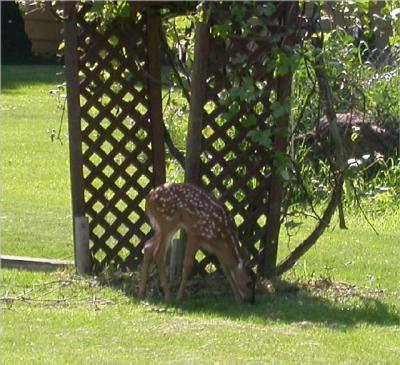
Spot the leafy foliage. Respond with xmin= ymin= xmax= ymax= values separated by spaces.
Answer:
xmin=287 ymin=2 xmax=400 ymax=214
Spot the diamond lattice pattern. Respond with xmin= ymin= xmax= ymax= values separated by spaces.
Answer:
xmin=76 ymin=9 xmax=156 ymax=270
xmin=197 ymin=5 xmax=277 ymax=272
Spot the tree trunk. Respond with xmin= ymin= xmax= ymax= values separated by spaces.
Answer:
xmin=259 ymin=2 xmax=299 ymax=278
xmin=259 ymin=72 xmax=292 ymax=278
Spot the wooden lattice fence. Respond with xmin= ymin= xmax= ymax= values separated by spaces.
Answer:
xmin=65 ymin=3 xmax=166 ymax=272
xmin=64 ymin=2 xmax=299 ymax=274
xmin=185 ymin=3 xmax=298 ymax=273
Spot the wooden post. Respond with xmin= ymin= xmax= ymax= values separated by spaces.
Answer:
xmin=146 ymin=8 xmax=166 ymax=186
xmin=146 ymin=8 xmax=176 ymax=279
xmin=259 ymin=73 xmax=293 ymax=278
xmin=168 ymin=19 xmax=210 ymax=282
xmin=64 ymin=2 xmax=91 ymax=275
xmin=259 ymin=3 xmax=298 ymax=278
xmin=185 ymin=20 xmax=210 ymax=184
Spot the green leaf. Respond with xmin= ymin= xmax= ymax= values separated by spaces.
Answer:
xmin=247 ymin=130 xmax=272 ymax=148
xmin=271 ymin=99 xmax=291 ymax=118
xmin=273 ymin=52 xmax=300 ymax=77
xmin=92 ymin=2 xmax=105 ymax=14
xmin=275 ymin=53 xmax=290 ymax=76
xmin=248 ymin=16 xmax=265 ymax=28
xmin=242 ymin=114 xmax=257 ymax=127
xmin=115 ymin=2 xmax=131 ymax=18
xmin=273 ymin=151 xmax=290 ymax=173
xmin=224 ymin=102 xmax=240 ymax=121
xmin=211 ymin=21 xmax=232 ymax=39
xmin=232 ymin=54 xmax=247 ymax=65
xmin=230 ymin=3 xmax=245 ymax=22
xmin=242 ymin=76 xmax=255 ymax=93
xmin=230 ymin=87 xmax=246 ymax=101
xmin=257 ymin=4 xmax=276 ymax=17
xmin=258 ymin=132 xmax=272 ymax=148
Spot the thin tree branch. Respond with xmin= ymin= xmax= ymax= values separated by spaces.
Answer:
xmin=349 ymin=180 xmax=379 ymax=235
xmin=160 ymin=29 xmax=191 ymax=103
xmin=171 ymin=18 xmax=192 ymax=89
xmin=275 ymin=173 xmax=343 ymax=276
xmin=163 ymin=124 xmax=186 ymax=168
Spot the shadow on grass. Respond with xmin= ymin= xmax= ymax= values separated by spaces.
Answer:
xmin=101 ymin=271 xmax=400 ymax=328
xmin=1 ymin=65 xmax=63 ymax=93
xmin=177 ymin=291 xmax=400 ymax=328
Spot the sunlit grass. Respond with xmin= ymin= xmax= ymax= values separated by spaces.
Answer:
xmin=1 ymin=65 xmax=73 ymax=259
xmin=278 ymin=209 xmax=400 ymax=296
xmin=1 ymin=65 xmax=400 ymax=365
xmin=1 ymin=266 xmax=399 ymax=365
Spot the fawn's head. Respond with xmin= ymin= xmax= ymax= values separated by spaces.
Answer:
xmin=231 ymin=260 xmax=256 ymax=304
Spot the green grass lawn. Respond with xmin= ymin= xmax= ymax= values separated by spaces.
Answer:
xmin=1 ymin=65 xmax=399 ymax=364
xmin=279 ymin=210 xmax=400 ymax=293
xmin=1 ymin=65 xmax=73 ymax=259
xmin=1 ymin=261 xmax=399 ymax=364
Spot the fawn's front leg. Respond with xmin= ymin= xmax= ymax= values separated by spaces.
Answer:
xmin=154 ymin=233 xmax=172 ymax=301
xmin=138 ymin=235 xmax=158 ymax=298
xmin=176 ymin=235 xmax=198 ymax=302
